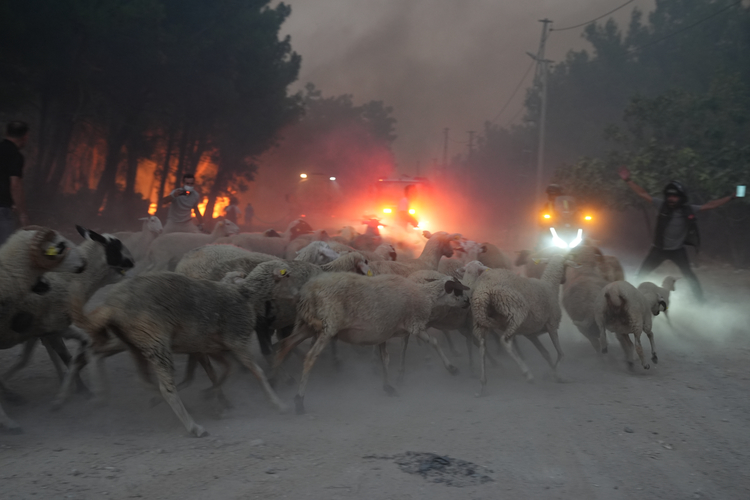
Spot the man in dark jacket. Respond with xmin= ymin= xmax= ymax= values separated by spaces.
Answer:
xmin=619 ymin=166 xmax=735 ymax=302
xmin=0 ymin=121 xmax=30 ymax=246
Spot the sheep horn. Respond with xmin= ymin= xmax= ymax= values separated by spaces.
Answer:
xmin=28 ymin=226 xmax=66 ymax=271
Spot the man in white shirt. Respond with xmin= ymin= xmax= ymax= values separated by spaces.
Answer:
xmin=160 ymin=173 xmax=204 ymax=234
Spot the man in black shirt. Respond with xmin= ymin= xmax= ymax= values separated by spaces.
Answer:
xmin=619 ymin=166 xmax=735 ymax=302
xmin=0 ymin=121 xmax=30 ymax=246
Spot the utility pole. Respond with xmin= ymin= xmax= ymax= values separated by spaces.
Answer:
xmin=467 ymin=130 xmax=475 ymax=160
xmin=442 ymin=127 xmax=449 ymax=170
xmin=527 ymin=18 xmax=553 ymax=209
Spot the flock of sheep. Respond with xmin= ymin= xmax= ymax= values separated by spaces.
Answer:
xmin=0 ymin=216 xmax=677 ymax=437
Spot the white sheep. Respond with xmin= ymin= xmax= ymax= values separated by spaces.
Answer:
xmin=223 ymin=219 xmax=313 ymax=257
xmin=146 ymin=218 xmax=239 ymax=271
xmin=368 ymin=231 xmax=460 ymax=277
xmin=595 ymin=279 xmax=669 ymax=370
xmin=0 ymin=226 xmax=87 ymax=433
xmin=561 ymin=245 xmax=611 ymax=351
xmin=467 ymin=254 xmax=571 ymax=394
xmin=273 ymin=271 xmax=469 ymax=414
xmin=284 ymin=229 xmax=330 ymax=260
xmin=57 ymin=263 xmax=295 ymax=437
xmin=174 ymin=244 xmax=279 ymax=281
xmin=294 ymin=241 xmax=339 ymax=265
xmin=112 ymin=216 xmax=163 ymax=263
xmin=3 ymin=226 xmax=135 ymax=384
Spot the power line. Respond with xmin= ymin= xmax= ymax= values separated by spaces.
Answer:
xmin=551 ymin=0 xmax=635 ymax=32
xmin=628 ymin=0 xmax=743 ymax=53
xmin=491 ymin=60 xmax=535 ymax=123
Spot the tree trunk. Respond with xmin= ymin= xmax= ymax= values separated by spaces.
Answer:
xmin=92 ymin=124 xmax=127 ymax=211
xmin=175 ymin=124 xmax=190 ymax=181
xmin=124 ymin=137 xmax=141 ymax=199
xmin=155 ymin=127 xmax=176 ymax=221
xmin=45 ymin=122 xmax=76 ymax=197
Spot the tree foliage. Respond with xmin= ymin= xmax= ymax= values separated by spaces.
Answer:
xmin=0 ymin=0 xmax=301 ymax=229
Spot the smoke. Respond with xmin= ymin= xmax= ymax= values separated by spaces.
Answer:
xmin=281 ymin=0 xmax=655 ymax=171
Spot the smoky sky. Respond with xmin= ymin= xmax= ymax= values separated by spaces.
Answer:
xmin=281 ymin=0 xmax=655 ymax=173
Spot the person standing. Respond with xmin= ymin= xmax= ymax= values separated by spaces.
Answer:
xmin=243 ymin=202 xmax=254 ymax=232
xmin=0 ymin=121 xmax=30 ymax=246
xmin=397 ymin=184 xmax=418 ymax=228
xmin=619 ymin=166 xmax=735 ymax=302
xmin=160 ymin=173 xmax=204 ymax=234
xmin=224 ymin=196 xmax=240 ymax=225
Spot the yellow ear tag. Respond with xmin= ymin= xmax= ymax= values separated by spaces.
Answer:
xmin=280 ymin=269 xmax=287 ymax=276
xmin=367 ymin=270 xmax=373 ymax=276
xmin=532 ymin=258 xmax=541 ymax=265
xmin=45 ymin=246 xmax=59 ymax=256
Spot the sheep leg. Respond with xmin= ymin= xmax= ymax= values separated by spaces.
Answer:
xmin=632 ymin=331 xmax=650 ymax=370
xmin=51 ymin=349 xmax=89 ymax=410
xmin=500 ymin=333 xmax=534 ymax=382
xmin=331 ymin=338 xmax=342 ymax=371
xmin=413 ymin=328 xmax=458 ymax=376
xmin=616 ymin=334 xmax=636 ymax=371
xmin=177 ymin=355 xmax=199 ymax=390
xmin=442 ymin=330 xmax=461 ymax=357
xmin=546 ymin=326 xmax=564 ymax=368
xmin=599 ymin=322 xmax=609 ymax=354
xmin=3 ymin=339 xmax=39 ymax=382
xmin=227 ymin=339 xmax=286 ymax=414
xmin=463 ymin=331 xmax=474 ymax=370
xmin=272 ymin=323 xmax=315 ymax=384
xmin=147 ymin=350 xmax=208 ymax=438
xmin=644 ymin=328 xmax=657 ymax=364
xmin=0 ymin=400 xmax=21 ymax=434
xmin=41 ymin=336 xmax=69 ymax=381
xmin=526 ymin=335 xmax=562 ymax=382
xmin=193 ymin=354 xmax=232 ymax=410
xmin=378 ymin=343 xmax=396 ymax=396
xmin=397 ymin=335 xmax=410 ymax=384
xmin=295 ymin=333 xmax=333 ymax=415
xmin=43 ymin=334 xmax=91 ymax=395
xmin=472 ymin=325 xmax=489 ymax=396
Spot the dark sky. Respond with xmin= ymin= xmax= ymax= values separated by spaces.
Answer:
xmin=281 ymin=0 xmax=655 ymax=173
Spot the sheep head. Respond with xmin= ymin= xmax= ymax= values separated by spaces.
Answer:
xmin=139 ymin=216 xmax=163 ymax=235
xmin=76 ymin=225 xmax=135 ymax=272
xmin=26 ymin=226 xmax=86 ymax=273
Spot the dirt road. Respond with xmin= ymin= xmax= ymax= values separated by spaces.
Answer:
xmin=1 ymin=266 xmax=749 ymax=499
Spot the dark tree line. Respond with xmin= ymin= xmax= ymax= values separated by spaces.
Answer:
xmin=0 ymin=0 xmax=301 ymax=230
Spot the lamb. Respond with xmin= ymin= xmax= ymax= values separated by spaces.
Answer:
xmin=273 ymin=272 xmax=469 ymax=414
xmin=637 ymin=276 xmax=677 ymax=324
xmin=561 ymin=244 xmax=610 ymax=351
xmin=224 ymin=219 xmax=313 ymax=257
xmin=3 ymin=226 xmax=134 ymax=383
xmin=146 ymin=218 xmax=240 ymax=271
xmin=368 ymin=231 xmax=460 ymax=277
xmin=58 ymin=263 xmax=295 ymax=437
xmin=112 ymin=216 xmax=163 ymax=263
xmin=468 ymin=254 xmax=571 ymax=395
xmin=0 ymin=226 xmax=87 ymax=433
xmin=174 ymin=244 xmax=279 ymax=281
xmin=595 ymin=280 xmax=669 ymax=370
xmin=294 ymin=241 xmax=340 ymax=265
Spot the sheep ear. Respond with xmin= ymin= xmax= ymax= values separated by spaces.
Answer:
xmin=444 ymin=280 xmax=455 ymax=294
xmin=479 ymin=245 xmax=488 ymax=254
xmin=658 ymin=298 xmax=668 ymax=312
xmin=138 ymin=217 xmax=149 ymax=221
xmin=75 ymin=225 xmax=87 ymax=238
xmin=452 ymin=280 xmax=470 ymax=291
xmin=564 ymin=259 xmax=580 ymax=268
xmin=422 ymin=231 xmax=432 ymax=239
